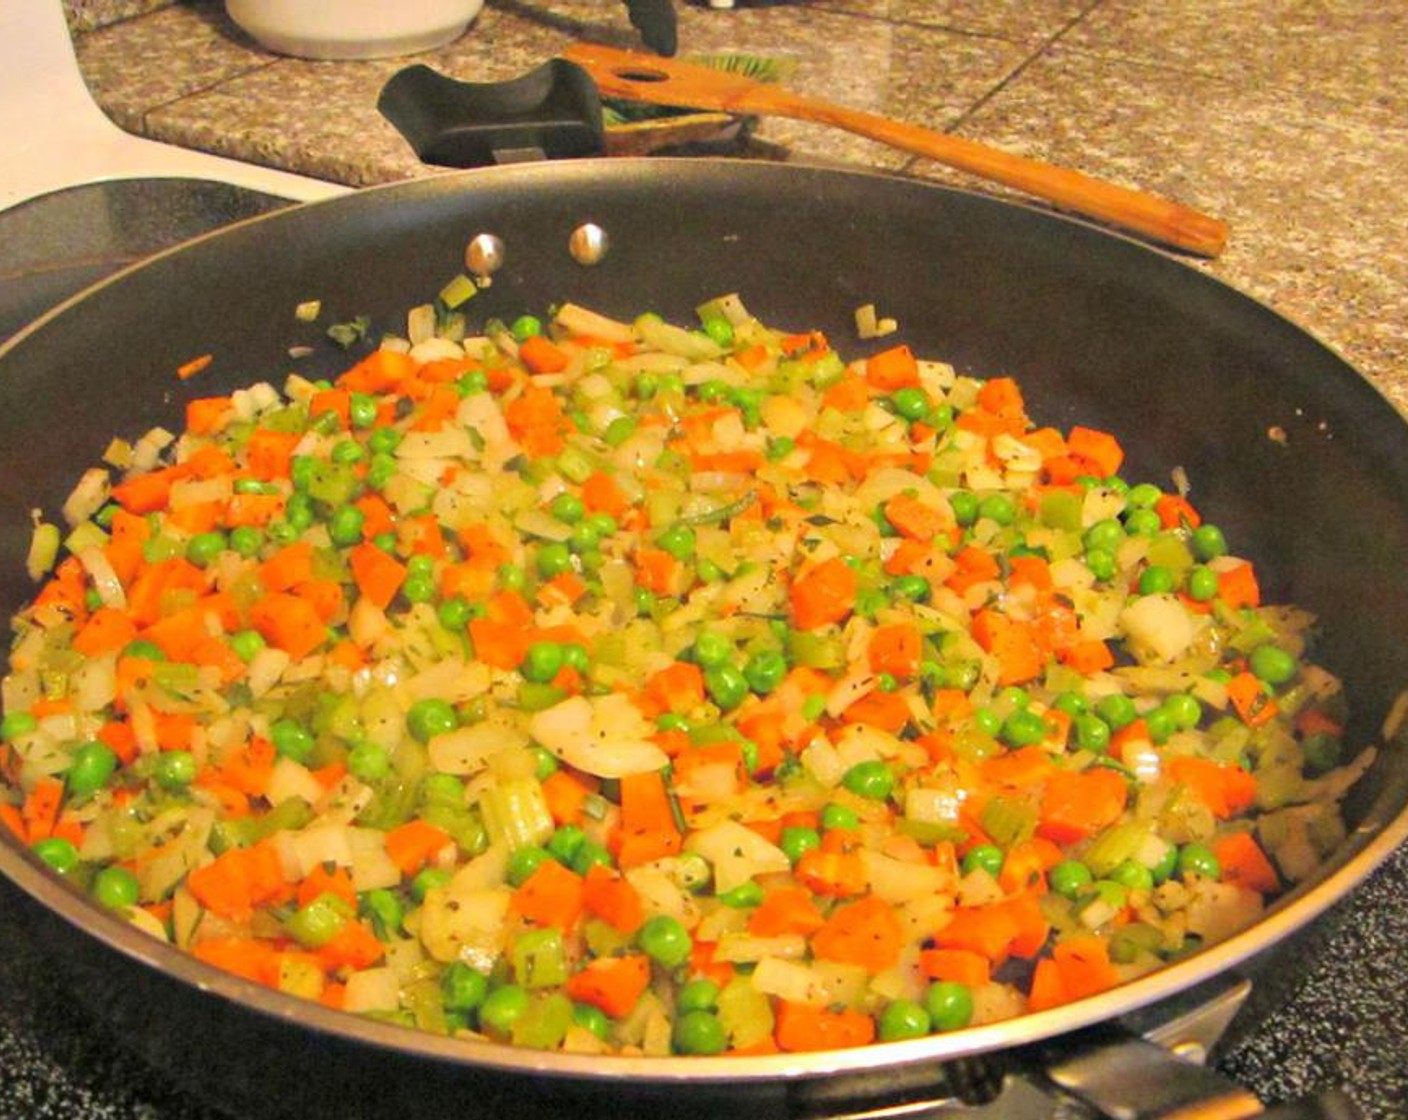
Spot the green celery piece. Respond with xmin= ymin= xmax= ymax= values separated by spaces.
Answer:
xmin=980 ymin=796 xmax=1037 ymax=847
xmin=480 ymin=776 xmax=555 ymax=852
xmin=1038 ymin=490 xmax=1084 ymax=532
xmin=787 ymin=629 xmax=845 ymax=671
xmin=510 ymin=992 xmax=574 ymax=1051
xmin=420 ymin=803 xmax=489 ymax=856
xmin=716 ymin=976 xmax=775 ymax=1050
xmin=1082 ymin=822 xmax=1151 ymax=878
xmin=513 ymin=928 xmax=569 ymax=989
xmin=255 ymin=796 xmax=314 ymax=839
xmin=306 ymin=459 xmax=358 ymax=506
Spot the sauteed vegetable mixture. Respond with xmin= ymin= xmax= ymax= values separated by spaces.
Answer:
xmin=1 ymin=293 xmax=1372 ymax=1055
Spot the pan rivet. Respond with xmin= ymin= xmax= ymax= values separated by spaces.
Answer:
xmin=1171 ymin=1040 xmax=1207 ymax=1064
xmin=569 ymin=223 xmax=608 ymax=266
xmin=465 ymin=233 xmax=505 ymax=286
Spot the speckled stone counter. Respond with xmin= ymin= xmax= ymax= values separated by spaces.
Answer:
xmin=3 ymin=4 xmax=1407 ymax=1119
xmin=69 ymin=0 xmax=1408 ymax=412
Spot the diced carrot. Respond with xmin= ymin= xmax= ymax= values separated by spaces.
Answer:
xmin=946 ymin=544 xmax=1001 ymax=594
xmin=1059 ymin=639 xmax=1115 ymax=674
xmin=221 ymin=737 xmax=276 ymax=797
xmin=810 ymin=895 xmax=904 ymax=973
xmin=111 ymin=467 xmax=182 ymax=514
xmin=748 ymin=886 xmax=825 ymax=938
xmin=582 ymin=864 xmax=646 ymax=934
xmin=504 ymin=384 xmax=567 ymax=456
xmin=1155 ymin=493 xmax=1201 ymax=530
xmin=564 ymin=954 xmax=651 ymax=1019
xmin=980 ymin=745 xmax=1056 ymax=789
xmin=337 ymin=348 xmax=419 ymax=394
xmin=932 ymin=904 xmax=1022 ymax=964
xmin=347 ymin=543 xmax=406 ymax=611
xmin=1027 ymin=956 xmax=1070 ymax=1012
xmin=1065 ymin=426 xmax=1124 ymax=477
xmin=882 ymin=493 xmax=951 ymax=543
xmin=864 ymin=344 xmax=920 ymax=390
xmin=822 ymin=372 xmax=872 ymax=412
xmin=193 ymin=936 xmax=282 ymax=986
xmin=1052 ymin=934 xmax=1120 ymax=1000
xmin=297 ymin=864 xmax=357 ymax=910
xmin=794 ymin=850 xmax=867 ymax=898
xmin=774 ymin=1000 xmax=876 ymax=1052
xmin=1225 ymin=670 xmax=1278 ymax=727
xmin=789 ymin=557 xmax=857 ymax=631
xmin=998 ymin=836 xmax=1063 ymax=895
xmin=244 ymin=428 xmax=301 ymax=481
xmin=249 ymin=593 xmax=326 ymax=661
xmin=841 ymin=689 xmax=912 ymax=733
xmin=883 ymin=538 xmax=932 ymax=576
xmin=868 ymin=622 xmax=922 ymax=678
xmin=976 ymin=376 xmax=1026 ymax=419
xmin=581 ymin=472 xmax=629 ymax=519
xmin=384 ymin=819 xmax=452 ymax=877
xmin=0 ymin=803 xmax=27 ymax=843
xmin=186 ymin=396 xmax=234 ymax=435
xmin=1038 ymin=768 xmax=1129 ymax=845
xmin=260 ymin=541 xmax=315 ymax=593
xmin=1166 ymin=756 xmax=1258 ymax=819
xmin=644 ymin=661 xmax=706 ymax=715
xmin=317 ymin=920 xmax=386 ymax=972
xmin=918 ymin=948 xmax=991 ymax=988
xmin=971 ymin=609 xmax=1045 ymax=686
xmin=512 ymin=858 xmax=585 ymax=930
xmin=541 ymin=768 xmax=592 ymax=827
xmin=634 ymin=547 xmax=679 ymax=596
xmin=1218 ymin=562 xmax=1261 ymax=610
xmin=21 ymin=777 xmax=64 ymax=843
xmin=72 ymin=606 xmax=139 ymax=657
xmin=225 ymin=491 xmax=284 ymax=528
xmin=309 ymin=387 xmax=350 ymax=429
xmin=518 ymin=334 xmax=571 ymax=374
xmin=1212 ymin=831 xmax=1280 ymax=894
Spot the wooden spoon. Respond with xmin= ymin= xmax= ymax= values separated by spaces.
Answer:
xmin=562 ymin=43 xmax=1229 ymax=257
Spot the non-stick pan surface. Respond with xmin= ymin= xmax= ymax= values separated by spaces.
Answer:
xmin=1 ymin=160 xmax=1406 ymax=1118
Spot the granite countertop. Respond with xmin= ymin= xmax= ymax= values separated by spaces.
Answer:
xmin=70 ymin=0 xmax=1408 ymax=412
xmin=3 ymin=3 xmax=1405 ymax=1118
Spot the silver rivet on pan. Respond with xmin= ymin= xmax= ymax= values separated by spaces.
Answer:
xmin=465 ymin=232 xmax=505 ymax=285
xmin=569 ymin=223 xmax=608 ymax=266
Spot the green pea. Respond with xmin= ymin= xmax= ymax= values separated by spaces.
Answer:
xmin=331 ymin=439 xmax=364 ymax=465
xmin=407 ymin=698 xmax=458 ymax=743
xmin=1001 ymin=708 xmax=1048 ymax=748
xmin=1085 ymin=546 xmax=1117 ymax=582
xmin=422 ymin=773 xmax=465 ymax=806
xmin=1074 ymin=713 xmax=1111 ymax=753
xmin=656 ymin=524 xmax=696 ymax=561
xmin=31 ymin=836 xmax=79 ymax=874
xmin=372 ymin=531 xmax=397 ymax=553
xmin=879 ymin=998 xmax=932 ymax=1041
xmin=1095 ymin=694 xmax=1138 ymax=731
xmin=1052 ymin=692 xmax=1087 ymax=717
xmin=716 ymin=880 xmax=764 ymax=908
xmin=457 ymin=369 xmax=489 ymax=397
xmin=521 ymin=641 xmax=565 ymax=684
xmin=507 ymin=846 xmax=553 ymax=887
xmin=892 ymin=574 xmax=931 ymax=602
xmin=820 ymin=803 xmax=859 ymax=831
xmin=411 ymin=867 xmax=452 ymax=902
xmin=366 ymin=452 xmax=397 ymax=489
xmin=406 ymin=554 xmax=434 ymax=578
xmin=270 ymin=718 xmax=315 ymax=762
xmin=704 ymin=664 xmax=749 ymax=712
xmin=233 ymin=478 xmax=268 ymax=495
xmin=1177 ymin=842 xmax=1222 ymax=881
xmin=1049 ymin=859 xmax=1093 ymax=899
xmin=977 ymin=493 xmax=1016 ymax=526
xmin=573 ymin=1001 xmax=610 ymax=1039
xmin=1162 ymin=693 xmax=1203 ymax=730
xmin=290 ymin=455 xmax=317 ymax=491
xmin=1143 ymin=706 xmax=1175 ymax=744
xmin=348 ymin=392 xmax=378 ymax=428
xmin=572 ymin=842 xmax=614 ymax=876
xmin=949 ymin=491 xmax=979 ymax=527
xmin=530 ymin=745 xmax=560 ymax=781
xmin=442 ymin=961 xmax=488 ymax=1012
xmin=801 ymin=694 xmax=827 ymax=722
xmin=1150 ymin=843 xmax=1178 ymax=884
xmin=997 ymin=687 xmax=1030 ymax=710
xmin=347 ymin=741 xmax=391 ymax=781
xmin=584 ymin=513 xmax=618 ymax=540
xmin=1124 ymin=508 xmax=1161 ymax=537
xmin=478 ymin=984 xmax=531 ymax=1035
xmin=693 ymin=631 xmax=732 ymax=669
xmin=1125 ymin=483 xmax=1162 ymax=509
xmin=92 ymin=865 xmax=141 ymax=909
xmin=700 ymin=315 xmax=734 ymax=348
xmin=547 ymin=824 xmax=587 ymax=865
xmin=972 ymin=707 xmax=1003 ymax=738
xmin=1108 ymin=859 xmax=1155 ymax=891
xmin=1138 ymin=565 xmax=1175 ymax=595
xmin=638 ymin=914 xmax=692 ymax=969
xmin=230 ymin=629 xmax=266 ymax=663
xmin=229 ymin=525 xmax=264 ymax=558
xmin=67 ymin=741 xmax=118 ymax=799
xmin=601 ymin=415 xmax=637 ymax=448
xmin=890 ymin=387 xmax=931 ymax=422
xmin=284 ymin=492 xmax=314 ymax=530
xmin=123 ymin=639 xmax=167 ymax=662
xmin=549 ymin=492 xmax=585 ymax=525
xmin=536 ymin=541 xmax=574 ymax=578
xmin=961 ymin=844 xmax=1004 ymax=878
xmin=511 ymin=314 xmax=543 ymax=341
xmin=1191 ymin=524 xmax=1228 ymax=561
xmin=155 ymin=750 xmax=196 ymax=790
xmin=498 ymin=563 xmax=527 ymax=592
xmin=780 ymin=826 xmax=821 ymax=864
xmin=674 ymin=1009 xmax=727 ymax=1055
xmin=841 ymin=759 xmax=895 ymax=801
xmin=1084 ymin=518 xmax=1124 ymax=554
xmin=657 ymin=712 xmax=690 ymax=733
xmin=767 ymin=436 xmax=796 ymax=461
xmin=671 ymin=979 xmax=719 ymax=1016
xmin=1186 ymin=565 xmax=1219 ymax=601
xmin=437 ymin=597 xmax=472 ymax=631
xmin=185 ymin=531 xmax=226 ymax=567
xmin=1 ymin=711 xmax=39 ymax=740
xmin=328 ymin=505 xmax=365 ymax=546
xmin=923 ymin=981 xmax=974 ymax=1032
xmin=1249 ymin=644 xmax=1298 ymax=686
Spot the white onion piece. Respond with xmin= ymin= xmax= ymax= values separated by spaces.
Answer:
xmin=77 ymin=547 xmax=126 ymax=609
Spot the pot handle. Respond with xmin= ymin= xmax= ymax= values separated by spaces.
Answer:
xmin=1031 ymin=1022 xmax=1366 ymax=1120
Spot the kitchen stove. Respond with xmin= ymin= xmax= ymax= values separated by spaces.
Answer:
xmin=1 ymin=4 xmax=1407 ymax=1119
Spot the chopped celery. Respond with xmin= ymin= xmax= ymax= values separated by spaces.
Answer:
xmin=512 ymin=928 xmax=569 ymax=989
xmin=286 ymin=893 xmax=352 ymax=948
xmin=980 ymin=796 xmax=1037 ymax=847
xmin=480 ymin=776 xmax=554 ymax=852
xmin=1082 ymin=822 xmax=1151 ymax=878
xmin=438 ymin=273 xmax=478 ymax=310
xmin=510 ymin=992 xmax=574 ymax=1051
xmin=716 ymin=975 xmax=774 ymax=1049
xmin=787 ymin=629 xmax=845 ymax=671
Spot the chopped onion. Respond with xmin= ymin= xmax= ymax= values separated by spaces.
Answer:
xmin=77 ymin=547 xmax=126 ymax=609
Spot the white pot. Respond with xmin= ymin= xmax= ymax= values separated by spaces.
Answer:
xmin=225 ymin=0 xmax=484 ymax=60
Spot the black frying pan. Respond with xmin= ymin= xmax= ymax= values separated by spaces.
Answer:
xmin=1 ymin=160 xmax=1405 ymax=1119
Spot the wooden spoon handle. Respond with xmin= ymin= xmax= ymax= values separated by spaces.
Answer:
xmin=747 ymin=86 xmax=1229 ymax=257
